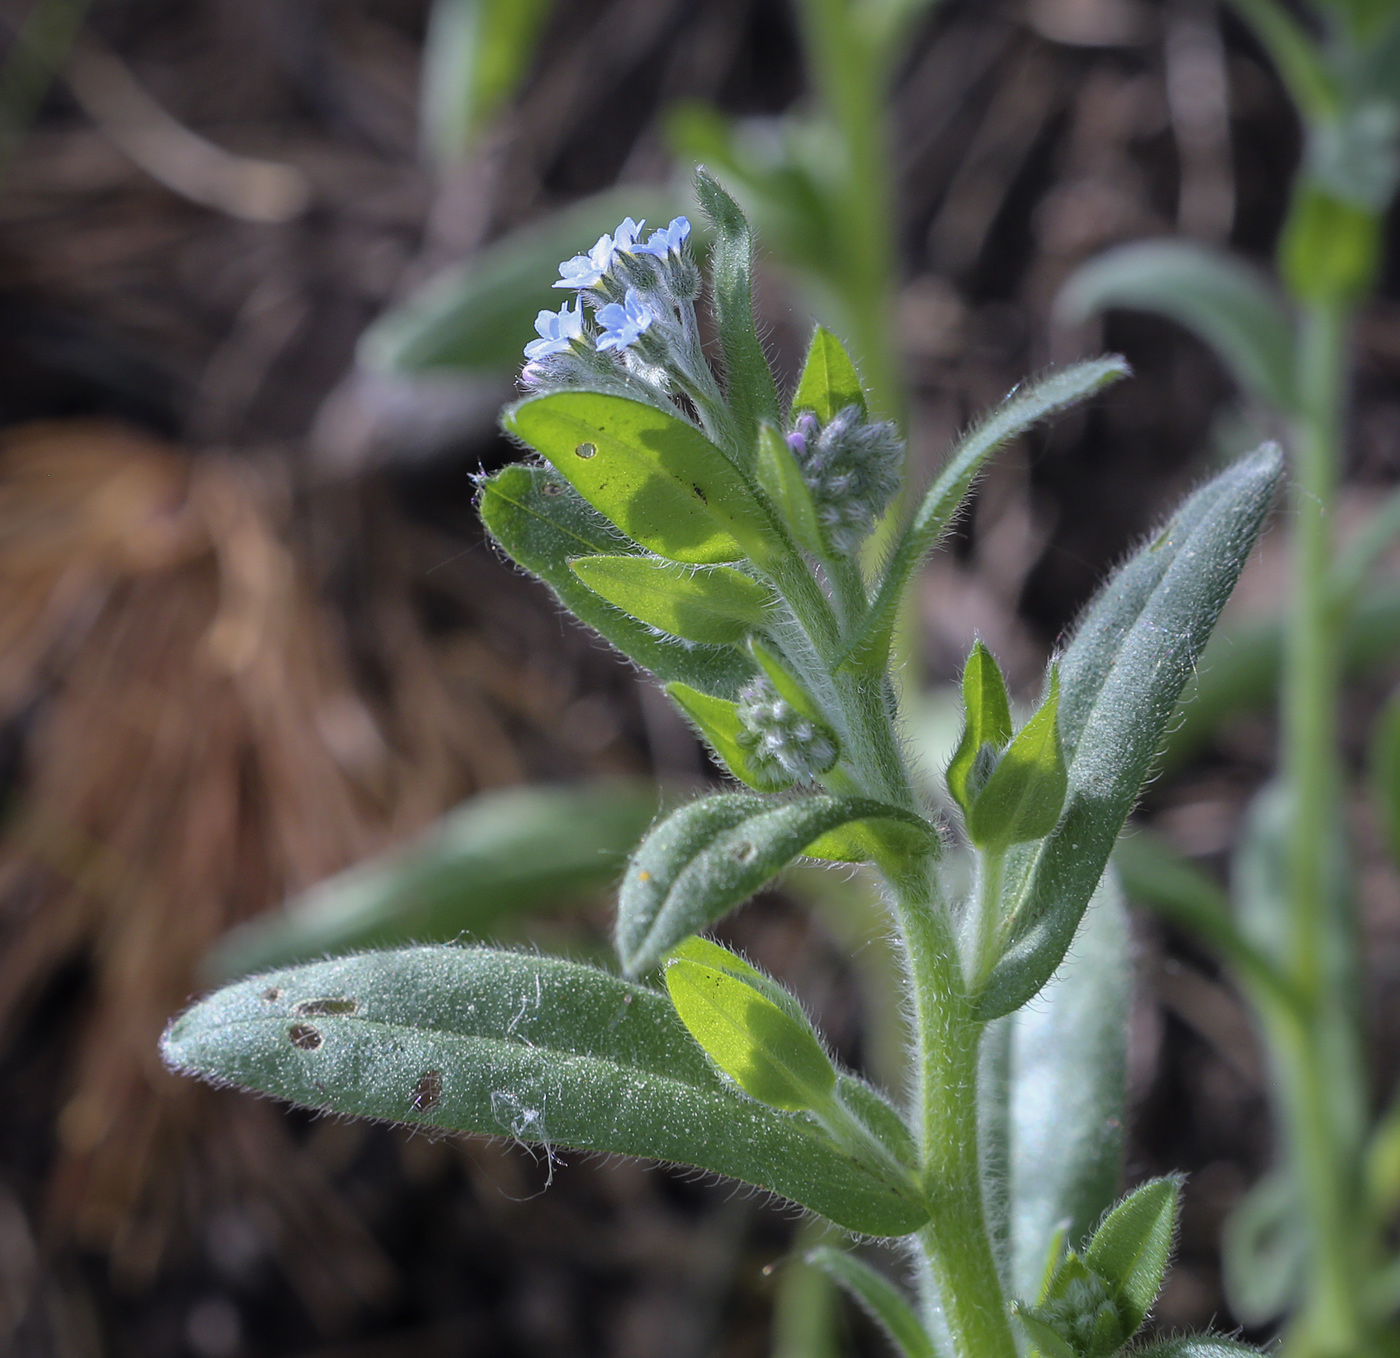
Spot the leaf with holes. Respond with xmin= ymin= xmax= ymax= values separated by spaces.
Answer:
xmin=478 ymin=464 xmax=753 ymax=698
xmin=569 ymin=555 xmax=776 ymax=646
xmin=161 ymin=947 xmax=929 ymax=1237
xmin=616 ymin=793 xmax=938 ymax=977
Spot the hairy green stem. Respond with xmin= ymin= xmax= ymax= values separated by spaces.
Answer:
xmin=896 ymin=868 xmax=1018 ymax=1358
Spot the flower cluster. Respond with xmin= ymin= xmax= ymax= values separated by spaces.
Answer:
xmin=736 ymin=678 xmax=839 ymax=786
xmin=521 ymin=214 xmax=708 ymax=398
xmin=785 ymin=405 xmax=903 ymax=556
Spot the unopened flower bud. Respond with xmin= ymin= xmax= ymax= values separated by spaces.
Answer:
xmin=786 ymin=405 xmax=903 ymax=555
xmin=736 ymin=679 xmax=838 ymax=783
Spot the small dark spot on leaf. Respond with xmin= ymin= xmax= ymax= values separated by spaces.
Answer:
xmin=288 ymin=1023 xmax=322 ymax=1051
xmin=732 ymin=840 xmax=757 ymax=864
xmin=542 ymin=481 xmax=563 ymax=496
xmin=411 ymin=1070 xmax=443 ymax=1112
xmin=691 ymin=483 xmax=707 ymax=504
xmin=262 ymin=987 xmax=283 ymax=1003
xmin=575 ymin=442 xmax=596 ymax=459
xmin=294 ymin=997 xmax=357 ymax=1016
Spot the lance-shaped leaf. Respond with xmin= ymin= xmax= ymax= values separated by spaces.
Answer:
xmin=976 ymin=444 xmax=1283 ymax=1019
xmin=665 ymin=683 xmax=795 ymax=791
xmin=694 ymin=168 xmax=782 ymax=465
xmin=1012 ymin=1306 xmax=1079 ymax=1358
xmin=947 ymin=641 xmax=1013 ymax=818
xmin=568 ymin=555 xmax=776 ymax=646
xmin=1084 ymin=1176 xmax=1181 ymax=1337
xmin=616 ymin=793 xmax=938 ymax=976
xmin=756 ymin=422 xmax=824 ymax=557
xmin=967 ymin=669 xmax=1066 ymax=851
xmin=999 ymin=873 xmax=1130 ymax=1303
xmin=807 ymin=1247 xmax=940 ymax=1358
xmin=1056 ymin=242 xmax=1298 ymax=415
xmin=479 ymin=464 xmax=752 ymax=698
xmin=503 ymin=390 xmax=776 ymax=565
xmin=844 ymin=359 xmax=1129 ymax=676
xmin=791 ymin=325 xmax=866 ymax=423
xmin=161 ymin=947 xmax=930 ymax=1237
xmin=1221 ymin=1169 xmax=1305 ymax=1326
xmin=207 ymin=782 xmax=657 ymax=979
xmin=665 ymin=957 xmax=836 ymax=1112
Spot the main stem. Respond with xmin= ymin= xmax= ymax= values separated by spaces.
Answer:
xmin=1278 ymin=298 xmax=1364 ymax=1356
xmin=897 ymin=867 xmax=1018 ymax=1358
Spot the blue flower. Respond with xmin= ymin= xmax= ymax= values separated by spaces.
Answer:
xmin=553 ymin=233 xmax=617 ymax=290
xmin=523 ymin=299 xmax=585 ymax=360
xmin=595 ymin=288 xmax=655 ymax=352
xmin=636 ymin=216 xmax=691 ymax=258
xmin=612 ymin=217 xmax=646 ymax=253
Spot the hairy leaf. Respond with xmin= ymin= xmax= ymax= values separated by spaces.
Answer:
xmin=665 ymin=958 xmax=836 ymax=1111
xmin=808 ymin=1247 xmax=940 ymax=1358
xmin=694 ymin=168 xmax=783 ymax=463
xmin=967 ymin=669 xmax=1066 ymax=850
xmin=947 ymin=640 xmax=1013 ymax=817
xmin=846 ymin=359 xmax=1129 ymax=675
xmin=206 ymin=783 xmax=657 ymax=980
xmin=999 ymin=873 xmax=1130 ymax=1302
xmin=569 ymin=555 xmax=776 ymax=646
xmin=1012 ymin=1307 xmax=1079 ymax=1358
xmin=977 ymin=444 xmax=1283 ymax=1018
xmin=1130 ymin=1340 xmax=1264 ymax=1357
xmin=1084 ymin=1176 xmax=1181 ymax=1336
xmin=1056 ymin=242 xmax=1297 ymax=413
xmin=503 ymin=390 xmax=774 ymax=565
xmin=791 ymin=325 xmax=866 ymax=423
xmin=162 ymin=947 xmax=929 ymax=1237
xmin=479 ymin=464 xmax=752 ymax=697
xmin=616 ymin=793 xmax=938 ymax=976
xmin=756 ymin=422 xmax=825 ymax=556
xmin=665 ymin=683 xmax=794 ymax=791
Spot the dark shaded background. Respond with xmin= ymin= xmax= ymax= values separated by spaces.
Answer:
xmin=0 ymin=0 xmax=1397 ymax=1353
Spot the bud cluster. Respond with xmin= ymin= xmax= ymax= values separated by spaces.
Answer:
xmin=785 ymin=405 xmax=903 ymax=555
xmin=736 ymin=678 xmax=839 ymax=784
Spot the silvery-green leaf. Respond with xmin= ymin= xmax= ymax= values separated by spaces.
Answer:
xmin=808 ymin=1246 xmax=941 ymax=1358
xmin=616 ymin=793 xmax=938 ymax=977
xmin=977 ymin=444 xmax=1282 ymax=1019
xmin=162 ymin=947 xmax=930 ymax=1238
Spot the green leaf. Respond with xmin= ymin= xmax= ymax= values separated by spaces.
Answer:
xmin=1056 ymin=242 xmax=1298 ymax=414
xmin=665 ymin=958 xmax=836 ymax=1111
xmin=967 ymin=668 xmax=1066 ymax=850
xmin=478 ymin=464 xmax=753 ymax=697
xmin=1225 ymin=0 xmax=1342 ymax=120
xmin=615 ymin=792 xmax=938 ymax=976
xmin=1221 ymin=1169 xmax=1305 ymax=1326
xmin=977 ymin=444 xmax=1283 ymax=1019
xmin=792 ymin=325 xmax=866 ymax=423
xmin=664 ymin=683 xmax=793 ymax=791
xmin=846 ymin=359 xmax=1129 ymax=676
xmin=756 ymin=422 xmax=824 ymax=557
xmin=419 ymin=0 xmax=553 ymax=164
xmin=807 ymin=1246 xmax=940 ymax=1358
xmin=694 ymin=167 xmax=783 ymax=464
xmin=204 ymin=783 xmax=658 ymax=979
xmin=1012 ymin=1306 xmax=1079 ymax=1358
xmin=504 ymin=390 xmax=778 ymax=566
xmin=568 ymin=555 xmax=775 ymax=646
xmin=161 ymin=947 xmax=929 ymax=1238
xmin=1002 ymin=873 xmax=1130 ymax=1303
xmin=361 ymin=186 xmax=686 ymax=374
xmin=1084 ymin=1176 xmax=1181 ymax=1337
xmin=946 ymin=641 xmax=1013 ymax=818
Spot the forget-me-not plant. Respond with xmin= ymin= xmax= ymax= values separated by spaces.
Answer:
xmin=162 ymin=170 xmax=1282 ymax=1358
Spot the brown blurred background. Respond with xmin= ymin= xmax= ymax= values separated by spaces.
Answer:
xmin=0 ymin=0 xmax=1396 ymax=1354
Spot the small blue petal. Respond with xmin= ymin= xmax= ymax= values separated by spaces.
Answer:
xmin=637 ymin=216 xmax=691 ymax=258
xmin=596 ymin=287 xmax=655 ymax=352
